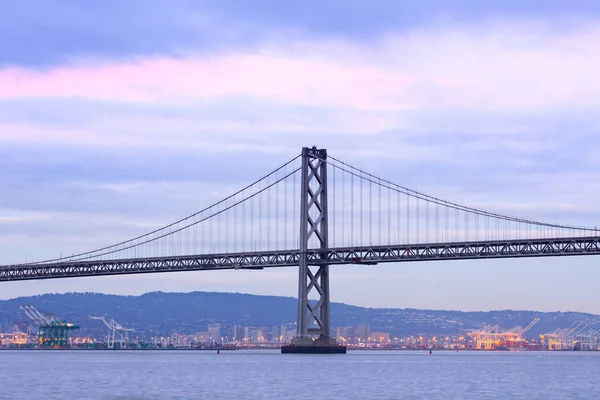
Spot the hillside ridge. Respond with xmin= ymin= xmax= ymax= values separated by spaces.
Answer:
xmin=1 ymin=291 xmax=597 ymax=338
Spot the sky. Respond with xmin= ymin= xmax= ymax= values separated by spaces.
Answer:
xmin=1 ymin=1 xmax=600 ymax=313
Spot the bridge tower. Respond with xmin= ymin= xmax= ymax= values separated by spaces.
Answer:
xmin=282 ymin=147 xmax=346 ymax=354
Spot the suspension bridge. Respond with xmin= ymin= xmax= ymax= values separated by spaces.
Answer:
xmin=2 ymin=147 xmax=599 ymax=353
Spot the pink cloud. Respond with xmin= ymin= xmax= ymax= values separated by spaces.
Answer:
xmin=0 ymin=55 xmax=417 ymax=110
xmin=2 ymin=21 xmax=600 ymax=118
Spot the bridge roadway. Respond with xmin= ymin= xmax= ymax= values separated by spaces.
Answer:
xmin=1 ymin=236 xmax=600 ymax=282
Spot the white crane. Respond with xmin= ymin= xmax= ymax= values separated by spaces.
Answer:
xmin=509 ymin=318 xmax=541 ymax=336
xmin=89 ymin=316 xmax=134 ymax=349
xmin=544 ymin=321 xmax=589 ymax=350
xmin=19 ymin=305 xmax=61 ymax=327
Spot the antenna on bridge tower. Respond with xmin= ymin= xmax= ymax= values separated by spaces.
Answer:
xmin=282 ymin=147 xmax=346 ymax=354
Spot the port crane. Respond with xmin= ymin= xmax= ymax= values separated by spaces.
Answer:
xmin=507 ymin=318 xmax=540 ymax=337
xmin=469 ymin=318 xmax=540 ymax=350
xmin=543 ymin=321 xmax=598 ymax=350
xmin=19 ymin=305 xmax=79 ymax=348
xmin=89 ymin=316 xmax=134 ymax=349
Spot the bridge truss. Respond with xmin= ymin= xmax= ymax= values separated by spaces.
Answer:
xmin=2 ymin=236 xmax=600 ymax=282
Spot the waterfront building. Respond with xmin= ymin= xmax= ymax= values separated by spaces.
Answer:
xmin=284 ymin=328 xmax=296 ymax=342
xmin=208 ymin=324 xmax=222 ymax=344
xmin=371 ymin=332 xmax=390 ymax=344
xmin=356 ymin=324 xmax=371 ymax=342
xmin=232 ymin=325 xmax=246 ymax=341
xmin=195 ymin=332 xmax=209 ymax=344
xmin=335 ymin=326 xmax=356 ymax=344
xmin=272 ymin=325 xmax=282 ymax=342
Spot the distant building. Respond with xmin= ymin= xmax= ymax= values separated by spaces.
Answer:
xmin=280 ymin=326 xmax=288 ymax=341
xmin=195 ymin=332 xmax=209 ymax=344
xmin=335 ymin=326 xmax=356 ymax=344
xmin=371 ymin=332 xmax=390 ymax=344
xmin=273 ymin=325 xmax=296 ymax=343
xmin=280 ymin=326 xmax=296 ymax=343
xmin=232 ymin=325 xmax=246 ymax=341
xmin=251 ymin=327 xmax=270 ymax=343
xmin=356 ymin=324 xmax=371 ymax=342
xmin=284 ymin=328 xmax=296 ymax=342
xmin=208 ymin=324 xmax=222 ymax=344
xmin=250 ymin=329 xmax=263 ymax=343
xmin=272 ymin=325 xmax=282 ymax=342
xmin=170 ymin=333 xmax=193 ymax=348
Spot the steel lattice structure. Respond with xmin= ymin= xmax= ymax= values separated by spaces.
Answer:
xmin=2 ymin=236 xmax=600 ymax=282
xmin=293 ymin=146 xmax=335 ymax=347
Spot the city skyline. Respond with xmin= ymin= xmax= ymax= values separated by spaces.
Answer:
xmin=2 ymin=2 xmax=600 ymax=313
xmin=1 ymin=291 xmax=597 ymax=341
xmin=4 ymin=313 xmax=596 ymax=352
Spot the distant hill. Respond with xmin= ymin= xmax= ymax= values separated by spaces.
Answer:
xmin=1 ymin=291 xmax=598 ymax=339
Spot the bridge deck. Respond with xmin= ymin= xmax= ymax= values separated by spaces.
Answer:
xmin=1 ymin=236 xmax=599 ymax=282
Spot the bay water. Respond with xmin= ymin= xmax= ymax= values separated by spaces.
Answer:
xmin=0 ymin=350 xmax=598 ymax=399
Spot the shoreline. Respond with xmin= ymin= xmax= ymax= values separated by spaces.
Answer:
xmin=0 ymin=347 xmax=596 ymax=352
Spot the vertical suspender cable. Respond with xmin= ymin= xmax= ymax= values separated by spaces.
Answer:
xmin=217 ymin=204 xmax=221 ymax=253
xmin=416 ymin=196 xmax=420 ymax=244
xmin=233 ymin=196 xmax=237 ymax=252
xmin=267 ymin=175 xmax=271 ymax=251
xmin=284 ymin=166 xmax=288 ymax=249
xmin=250 ymin=185 xmax=254 ymax=252
xmin=342 ymin=167 xmax=345 ymax=247
xmin=388 ymin=186 xmax=391 ymax=245
xmin=436 ymin=202 xmax=439 ymax=243
xmin=275 ymin=169 xmax=279 ymax=250
xmin=465 ymin=211 xmax=469 ymax=242
xmin=426 ymin=200 xmax=429 ymax=243
xmin=370 ymin=178 xmax=373 ymax=245
xmin=333 ymin=165 xmax=336 ymax=248
xmin=378 ymin=178 xmax=382 ymax=245
xmin=397 ymin=189 xmax=400 ymax=244
xmin=360 ymin=171 xmax=363 ymax=246
xmin=294 ymin=163 xmax=297 ymax=248
xmin=406 ymin=191 xmax=410 ymax=244
xmin=455 ymin=208 xmax=459 ymax=243
xmin=444 ymin=207 xmax=448 ymax=243
xmin=351 ymin=170 xmax=354 ymax=246
xmin=259 ymin=181 xmax=263 ymax=252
